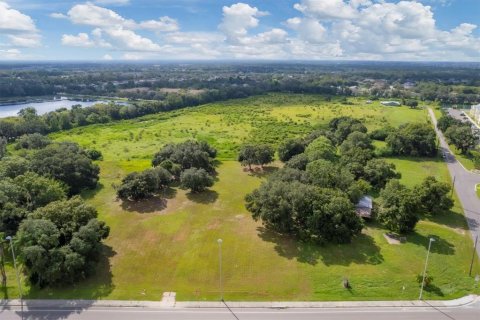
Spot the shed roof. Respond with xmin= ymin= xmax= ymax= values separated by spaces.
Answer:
xmin=356 ymin=196 xmax=373 ymax=209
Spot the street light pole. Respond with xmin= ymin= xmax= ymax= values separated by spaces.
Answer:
xmin=469 ymin=235 xmax=478 ymax=277
xmin=217 ymin=238 xmax=223 ymax=301
xmin=419 ymin=238 xmax=435 ymax=300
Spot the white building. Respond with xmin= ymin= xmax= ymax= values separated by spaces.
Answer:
xmin=470 ymin=104 xmax=480 ymax=123
xmin=381 ymin=101 xmax=401 ymax=107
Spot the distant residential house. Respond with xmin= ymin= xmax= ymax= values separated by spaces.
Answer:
xmin=403 ymin=81 xmax=415 ymax=89
xmin=355 ymin=196 xmax=373 ymax=218
xmin=381 ymin=101 xmax=401 ymax=107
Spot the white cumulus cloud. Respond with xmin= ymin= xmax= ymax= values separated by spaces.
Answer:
xmin=51 ymin=0 xmax=480 ymax=61
xmin=0 ymin=1 xmax=41 ymax=51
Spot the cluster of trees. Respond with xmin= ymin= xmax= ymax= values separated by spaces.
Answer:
xmin=245 ymin=117 xmax=401 ymax=244
xmin=0 ymin=136 xmax=6 ymax=159
xmin=437 ymin=115 xmax=477 ymax=155
xmin=0 ymin=137 xmax=108 ymax=287
xmin=15 ymin=133 xmax=51 ymax=150
xmin=385 ymin=123 xmax=437 ymax=157
xmin=238 ymin=144 xmax=275 ymax=170
xmin=377 ymin=177 xmax=453 ymax=233
xmin=117 ymin=167 xmax=172 ymax=201
xmin=0 ymin=140 xmax=100 ymax=195
xmin=17 ymin=197 xmax=109 ymax=287
xmin=117 ymin=140 xmax=217 ymax=200
xmin=245 ymin=116 xmax=453 ymax=243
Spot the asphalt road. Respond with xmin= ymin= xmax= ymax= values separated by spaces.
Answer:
xmin=1 ymin=304 xmax=480 ymax=320
xmin=428 ymin=108 xmax=480 ymax=258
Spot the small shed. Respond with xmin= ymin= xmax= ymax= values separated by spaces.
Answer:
xmin=355 ymin=196 xmax=373 ymax=218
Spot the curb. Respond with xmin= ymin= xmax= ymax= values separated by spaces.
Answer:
xmin=1 ymin=295 xmax=478 ymax=310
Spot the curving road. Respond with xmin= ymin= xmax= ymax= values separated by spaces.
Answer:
xmin=428 ymin=108 xmax=480 ymax=258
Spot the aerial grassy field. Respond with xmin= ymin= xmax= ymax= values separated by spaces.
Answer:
xmin=4 ymin=93 xmax=479 ymax=301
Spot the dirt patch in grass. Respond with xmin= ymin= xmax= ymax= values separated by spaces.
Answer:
xmin=383 ymin=233 xmax=404 ymax=245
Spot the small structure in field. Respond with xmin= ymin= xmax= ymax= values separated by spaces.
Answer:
xmin=381 ymin=101 xmax=401 ymax=107
xmin=355 ymin=195 xmax=373 ymax=218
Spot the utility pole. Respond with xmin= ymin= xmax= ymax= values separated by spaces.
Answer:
xmin=6 ymin=236 xmax=23 ymax=319
xmin=451 ymin=175 xmax=456 ymax=197
xmin=217 ymin=238 xmax=223 ymax=301
xmin=469 ymin=235 xmax=478 ymax=277
xmin=419 ymin=238 xmax=435 ymax=300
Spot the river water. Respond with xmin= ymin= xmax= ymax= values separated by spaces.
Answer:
xmin=0 ymin=98 xmax=117 ymax=118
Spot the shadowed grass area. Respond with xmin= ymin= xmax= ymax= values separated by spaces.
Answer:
xmin=4 ymin=94 xmax=479 ymax=301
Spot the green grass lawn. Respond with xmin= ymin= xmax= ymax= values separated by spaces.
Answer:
xmin=446 ymin=145 xmax=476 ymax=171
xmin=3 ymin=93 xmax=479 ymax=301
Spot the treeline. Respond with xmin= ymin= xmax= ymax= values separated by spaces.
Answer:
xmin=437 ymin=113 xmax=480 ymax=168
xmin=0 ymin=88 xmax=235 ymax=140
xmin=242 ymin=117 xmax=450 ymax=244
xmin=0 ymin=135 xmax=108 ymax=287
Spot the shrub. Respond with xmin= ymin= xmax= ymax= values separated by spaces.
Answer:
xmin=15 ymin=133 xmax=51 ymax=150
xmin=180 ymin=168 xmax=214 ymax=193
xmin=117 ymin=167 xmax=172 ymax=201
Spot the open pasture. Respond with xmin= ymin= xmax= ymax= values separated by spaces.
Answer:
xmin=5 ymin=94 xmax=478 ymax=301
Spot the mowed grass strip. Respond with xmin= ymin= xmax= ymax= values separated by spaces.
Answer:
xmin=4 ymin=93 xmax=479 ymax=301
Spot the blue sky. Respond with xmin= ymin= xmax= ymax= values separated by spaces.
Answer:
xmin=0 ymin=0 xmax=479 ymax=61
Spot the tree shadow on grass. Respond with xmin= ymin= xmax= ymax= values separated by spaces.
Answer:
xmin=80 ymin=183 xmax=104 ymax=200
xmin=186 ymin=189 xmax=218 ymax=204
xmin=247 ymin=166 xmax=279 ymax=178
xmin=257 ymin=227 xmax=383 ymax=266
xmin=424 ymin=207 xmax=470 ymax=231
xmin=424 ymin=284 xmax=444 ymax=297
xmin=408 ymin=233 xmax=455 ymax=255
xmin=7 ymin=245 xmax=117 ymax=320
xmin=120 ymin=187 xmax=177 ymax=214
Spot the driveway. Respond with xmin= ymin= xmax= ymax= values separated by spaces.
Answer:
xmin=428 ymin=108 xmax=480 ymax=258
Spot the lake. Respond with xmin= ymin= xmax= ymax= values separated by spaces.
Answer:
xmin=0 ymin=98 xmax=120 ymax=118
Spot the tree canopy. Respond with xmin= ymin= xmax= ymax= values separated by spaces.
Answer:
xmin=328 ymin=117 xmax=367 ymax=145
xmin=363 ymin=159 xmax=398 ymax=189
xmin=0 ymin=172 xmax=66 ymax=235
xmin=304 ymin=136 xmax=337 ymax=162
xmin=152 ymin=140 xmax=217 ymax=172
xmin=15 ymin=133 xmax=51 ymax=150
xmin=238 ymin=144 xmax=274 ymax=170
xmin=377 ymin=180 xmax=420 ymax=234
xmin=29 ymin=142 xmax=100 ymax=194
xmin=414 ymin=176 xmax=453 ymax=214
xmin=278 ymin=139 xmax=305 ymax=162
xmin=0 ymin=136 xmax=6 ymax=160
xmin=17 ymin=197 xmax=109 ymax=287
xmin=180 ymin=168 xmax=214 ymax=193
xmin=117 ymin=167 xmax=172 ymax=201
xmin=246 ymin=181 xmax=363 ymax=244
xmin=386 ymin=123 xmax=437 ymax=157
xmin=445 ymin=125 xmax=476 ymax=154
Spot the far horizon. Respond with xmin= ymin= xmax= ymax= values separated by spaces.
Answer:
xmin=0 ymin=0 xmax=479 ymax=62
